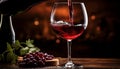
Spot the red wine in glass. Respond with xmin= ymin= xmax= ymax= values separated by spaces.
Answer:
xmin=51 ymin=23 xmax=84 ymax=40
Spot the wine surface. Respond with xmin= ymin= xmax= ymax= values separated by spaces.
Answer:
xmin=51 ymin=22 xmax=84 ymax=40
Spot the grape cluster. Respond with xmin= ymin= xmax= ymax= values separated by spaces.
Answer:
xmin=18 ymin=52 xmax=54 ymax=67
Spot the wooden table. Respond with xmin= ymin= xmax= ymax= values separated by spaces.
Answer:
xmin=0 ymin=58 xmax=120 ymax=69
xmin=59 ymin=58 xmax=120 ymax=69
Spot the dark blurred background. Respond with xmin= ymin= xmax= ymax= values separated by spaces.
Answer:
xmin=11 ymin=0 xmax=120 ymax=58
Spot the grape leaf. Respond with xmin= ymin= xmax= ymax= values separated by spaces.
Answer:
xmin=0 ymin=54 xmax=4 ymax=62
xmin=29 ymin=47 xmax=40 ymax=53
xmin=6 ymin=43 xmax=13 ymax=52
xmin=6 ymin=52 xmax=13 ymax=62
xmin=11 ymin=54 xmax=18 ymax=64
xmin=35 ymin=47 xmax=40 ymax=52
xmin=25 ymin=39 xmax=34 ymax=47
xmin=6 ymin=52 xmax=18 ymax=64
xmin=20 ymin=47 xmax=29 ymax=56
xmin=13 ymin=40 xmax=22 ymax=50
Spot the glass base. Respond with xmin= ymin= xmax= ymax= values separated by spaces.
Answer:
xmin=57 ymin=64 xmax=83 ymax=69
xmin=64 ymin=65 xmax=83 ymax=69
xmin=65 ymin=61 xmax=74 ymax=68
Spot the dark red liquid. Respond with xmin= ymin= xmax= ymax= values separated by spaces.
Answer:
xmin=68 ymin=0 xmax=73 ymax=25
xmin=52 ymin=24 xmax=84 ymax=40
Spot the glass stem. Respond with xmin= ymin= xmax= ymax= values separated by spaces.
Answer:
xmin=67 ymin=39 xmax=72 ymax=62
xmin=65 ymin=39 xmax=74 ymax=68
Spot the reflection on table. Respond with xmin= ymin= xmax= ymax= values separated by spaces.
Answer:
xmin=0 ymin=58 xmax=120 ymax=69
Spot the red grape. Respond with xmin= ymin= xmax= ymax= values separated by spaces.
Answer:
xmin=18 ymin=51 xmax=54 ymax=67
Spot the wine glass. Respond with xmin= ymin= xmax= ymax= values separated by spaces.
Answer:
xmin=50 ymin=2 xmax=88 ymax=68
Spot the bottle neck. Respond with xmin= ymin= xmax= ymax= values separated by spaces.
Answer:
xmin=1 ymin=14 xmax=10 ymax=28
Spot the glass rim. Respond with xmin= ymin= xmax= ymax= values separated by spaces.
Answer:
xmin=54 ymin=2 xmax=84 ymax=4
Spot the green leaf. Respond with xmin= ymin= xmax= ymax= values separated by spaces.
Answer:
xmin=6 ymin=52 xmax=14 ymax=63
xmin=7 ymin=43 xmax=13 ymax=52
xmin=13 ymin=40 xmax=23 ymax=50
xmin=0 ymin=54 xmax=4 ymax=62
xmin=25 ymin=39 xmax=34 ymax=47
xmin=15 ymin=40 xmax=22 ymax=46
xmin=28 ymin=47 xmax=40 ymax=53
xmin=11 ymin=54 xmax=18 ymax=64
xmin=28 ymin=48 xmax=37 ymax=53
xmin=20 ymin=47 xmax=29 ymax=56
xmin=6 ymin=52 xmax=18 ymax=64
xmin=35 ymin=47 xmax=40 ymax=52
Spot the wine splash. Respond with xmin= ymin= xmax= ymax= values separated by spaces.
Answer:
xmin=68 ymin=0 xmax=73 ymax=25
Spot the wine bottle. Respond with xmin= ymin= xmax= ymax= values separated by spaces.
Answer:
xmin=0 ymin=14 xmax=15 ymax=54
